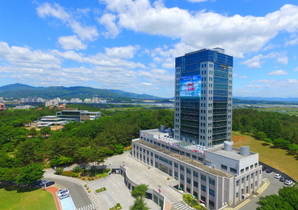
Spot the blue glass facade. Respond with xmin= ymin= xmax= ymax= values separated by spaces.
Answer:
xmin=175 ymin=48 xmax=233 ymax=147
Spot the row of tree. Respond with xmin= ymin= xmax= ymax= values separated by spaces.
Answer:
xmin=233 ymin=108 xmax=298 ymax=154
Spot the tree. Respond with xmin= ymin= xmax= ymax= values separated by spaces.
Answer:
xmin=129 ymin=197 xmax=149 ymax=210
xmin=131 ymin=184 xmax=148 ymax=199
xmin=257 ymin=194 xmax=294 ymax=210
xmin=278 ymin=184 xmax=298 ymax=209
xmin=256 ymin=184 xmax=298 ymax=210
xmin=28 ymin=128 xmax=38 ymax=138
xmin=40 ymin=127 xmax=51 ymax=137
xmin=16 ymin=163 xmax=44 ymax=184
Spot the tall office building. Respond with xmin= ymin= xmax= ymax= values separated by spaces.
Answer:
xmin=174 ymin=48 xmax=233 ymax=147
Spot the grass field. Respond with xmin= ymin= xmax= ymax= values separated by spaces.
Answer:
xmin=232 ymin=132 xmax=298 ymax=180
xmin=0 ymin=186 xmax=56 ymax=210
xmin=257 ymin=107 xmax=298 ymax=116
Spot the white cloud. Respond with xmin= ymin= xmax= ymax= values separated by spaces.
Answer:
xmin=137 ymin=69 xmax=174 ymax=87
xmin=268 ymin=70 xmax=288 ymax=75
xmin=101 ymin=1 xmax=298 ymax=58
xmin=104 ymin=45 xmax=139 ymax=59
xmin=234 ymin=79 xmax=298 ymax=97
xmin=285 ymin=37 xmax=298 ymax=46
xmin=98 ymin=13 xmax=120 ymax=37
xmin=58 ymin=35 xmax=87 ymax=50
xmin=239 ymin=75 xmax=248 ymax=79
xmin=293 ymin=67 xmax=298 ymax=71
xmin=242 ymin=51 xmax=288 ymax=68
xmin=0 ymin=42 xmax=60 ymax=69
xmin=37 ymin=2 xmax=98 ymax=41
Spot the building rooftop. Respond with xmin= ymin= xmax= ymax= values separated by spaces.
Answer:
xmin=135 ymin=139 xmax=234 ymax=178
xmin=205 ymin=144 xmax=256 ymax=160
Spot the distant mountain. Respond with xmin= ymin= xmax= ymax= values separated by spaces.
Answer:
xmin=234 ymin=97 xmax=298 ymax=103
xmin=0 ymin=83 xmax=163 ymax=100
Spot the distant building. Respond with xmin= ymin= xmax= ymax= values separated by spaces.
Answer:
xmin=0 ymin=97 xmax=4 ymax=103
xmin=70 ymin=98 xmax=82 ymax=103
xmin=45 ymin=99 xmax=59 ymax=107
xmin=36 ymin=116 xmax=68 ymax=127
xmin=56 ymin=110 xmax=101 ymax=122
xmin=0 ymin=103 xmax=5 ymax=111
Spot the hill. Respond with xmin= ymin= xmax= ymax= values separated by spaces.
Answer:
xmin=0 ymin=83 xmax=163 ymax=100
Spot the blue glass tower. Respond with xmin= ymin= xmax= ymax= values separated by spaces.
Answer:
xmin=174 ymin=48 xmax=233 ymax=147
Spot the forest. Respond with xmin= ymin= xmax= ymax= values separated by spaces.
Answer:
xmin=0 ymin=107 xmax=173 ymax=184
xmin=1 ymin=107 xmax=298 ymax=184
xmin=233 ymin=108 xmax=298 ymax=154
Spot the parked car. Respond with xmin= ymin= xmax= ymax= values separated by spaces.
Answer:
xmin=279 ymin=177 xmax=286 ymax=182
xmin=266 ymin=169 xmax=273 ymax=173
xmin=285 ymin=180 xmax=293 ymax=186
xmin=274 ymin=174 xmax=281 ymax=179
xmin=59 ymin=193 xmax=69 ymax=200
xmin=57 ymin=189 xmax=69 ymax=197
xmin=45 ymin=181 xmax=55 ymax=187
xmin=262 ymin=166 xmax=267 ymax=171
xmin=32 ymin=180 xmax=42 ymax=186
xmin=40 ymin=180 xmax=49 ymax=186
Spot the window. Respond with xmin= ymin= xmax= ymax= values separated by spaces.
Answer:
xmin=187 ymin=178 xmax=191 ymax=184
xmin=201 ymin=175 xmax=206 ymax=181
xmin=241 ymin=169 xmax=244 ymax=174
xmin=221 ymin=164 xmax=227 ymax=170
xmin=242 ymin=178 xmax=244 ymax=183
xmin=194 ymin=181 xmax=198 ymax=187
xmin=181 ymin=174 xmax=184 ymax=181
xmin=193 ymin=171 xmax=198 ymax=177
xmin=209 ymin=189 xmax=215 ymax=196
xmin=180 ymin=165 xmax=184 ymax=171
xmin=174 ymin=163 xmax=178 ymax=168
xmin=236 ymin=180 xmax=239 ymax=186
xmin=201 ymin=185 xmax=206 ymax=192
xmin=246 ymin=166 xmax=249 ymax=171
xmin=209 ymin=178 xmax=215 ymax=185
xmin=236 ymin=192 xmax=239 ymax=197
xmin=230 ymin=167 xmax=237 ymax=173
xmin=187 ymin=168 xmax=191 ymax=174
xmin=174 ymin=171 xmax=178 ymax=178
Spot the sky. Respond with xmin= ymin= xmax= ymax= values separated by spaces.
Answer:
xmin=0 ymin=0 xmax=298 ymax=98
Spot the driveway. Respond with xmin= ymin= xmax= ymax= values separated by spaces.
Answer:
xmin=238 ymin=171 xmax=292 ymax=210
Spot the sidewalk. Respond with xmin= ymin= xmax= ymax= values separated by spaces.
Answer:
xmin=46 ymin=186 xmax=62 ymax=210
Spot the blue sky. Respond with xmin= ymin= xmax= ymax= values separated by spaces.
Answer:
xmin=0 ymin=0 xmax=298 ymax=98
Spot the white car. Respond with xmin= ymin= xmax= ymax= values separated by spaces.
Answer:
xmin=57 ymin=188 xmax=69 ymax=197
xmin=58 ymin=193 xmax=69 ymax=200
xmin=274 ymin=174 xmax=281 ymax=179
xmin=284 ymin=180 xmax=293 ymax=186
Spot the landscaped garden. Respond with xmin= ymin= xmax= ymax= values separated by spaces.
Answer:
xmin=0 ymin=185 xmax=56 ymax=210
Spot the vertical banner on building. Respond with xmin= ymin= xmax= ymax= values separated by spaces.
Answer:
xmin=180 ymin=75 xmax=201 ymax=98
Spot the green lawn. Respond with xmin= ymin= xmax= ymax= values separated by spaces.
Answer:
xmin=0 ymin=186 xmax=56 ymax=210
xmin=232 ymin=132 xmax=298 ymax=180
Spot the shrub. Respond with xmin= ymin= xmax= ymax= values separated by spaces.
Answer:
xmin=72 ymin=173 xmax=79 ymax=177
xmin=95 ymin=187 xmax=106 ymax=193
xmin=55 ymin=167 xmax=64 ymax=175
xmin=73 ymin=166 xmax=82 ymax=173
xmin=61 ymin=171 xmax=73 ymax=177
xmin=104 ymin=168 xmax=111 ymax=173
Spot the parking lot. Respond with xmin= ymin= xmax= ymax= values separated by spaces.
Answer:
xmin=237 ymin=170 xmax=294 ymax=210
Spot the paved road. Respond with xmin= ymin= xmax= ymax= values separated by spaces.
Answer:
xmin=51 ymin=179 xmax=91 ymax=209
xmin=239 ymin=171 xmax=292 ymax=210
